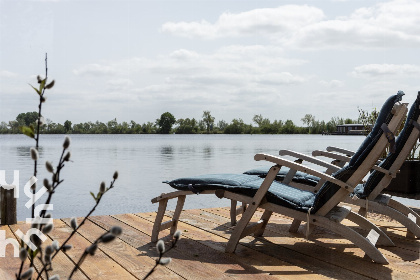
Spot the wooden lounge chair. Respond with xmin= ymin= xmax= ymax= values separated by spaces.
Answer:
xmin=245 ymin=92 xmax=420 ymax=239
xmin=310 ymin=92 xmax=420 ymax=238
xmin=151 ymin=93 xmax=407 ymax=264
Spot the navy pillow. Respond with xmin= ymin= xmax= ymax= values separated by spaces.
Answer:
xmin=354 ymin=91 xmax=420 ymax=198
xmin=313 ymin=92 xmax=403 ymax=213
xmin=348 ymin=92 xmax=404 ymax=166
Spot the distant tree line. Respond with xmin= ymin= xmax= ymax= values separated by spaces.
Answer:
xmin=0 ymin=111 xmax=357 ymax=135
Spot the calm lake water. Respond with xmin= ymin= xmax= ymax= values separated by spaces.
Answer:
xmin=0 ymin=134 xmax=416 ymax=221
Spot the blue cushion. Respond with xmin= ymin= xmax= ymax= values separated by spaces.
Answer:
xmin=348 ymin=92 xmax=404 ymax=166
xmin=166 ymin=174 xmax=315 ymax=212
xmin=244 ymin=167 xmax=320 ymax=186
xmin=312 ymin=92 xmax=403 ymax=212
xmin=354 ymin=92 xmax=420 ymax=198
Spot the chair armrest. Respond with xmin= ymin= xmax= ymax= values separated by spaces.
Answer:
xmin=326 ymin=146 xmax=355 ymax=156
xmin=312 ymin=150 xmax=351 ymax=163
xmin=279 ymin=150 xmax=340 ymax=172
xmin=254 ymin=153 xmax=354 ymax=192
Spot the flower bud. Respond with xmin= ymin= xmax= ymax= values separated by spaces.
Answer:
xmin=70 ymin=217 xmax=77 ymax=230
xmin=62 ymin=244 xmax=72 ymax=252
xmin=45 ymin=80 xmax=55 ymax=89
xmin=63 ymin=136 xmax=71 ymax=149
xmin=99 ymin=181 xmax=106 ymax=194
xmin=100 ymin=233 xmax=116 ymax=243
xmin=113 ymin=171 xmax=119 ymax=180
xmin=43 ymin=178 xmax=51 ymax=191
xmin=87 ymin=243 xmax=98 ymax=256
xmin=21 ymin=267 xmax=34 ymax=280
xmin=110 ymin=226 xmax=122 ymax=237
xmin=45 ymin=161 xmax=54 ymax=173
xmin=37 ymin=75 xmax=42 ymax=83
xmin=19 ymin=248 xmax=28 ymax=261
xmin=156 ymin=240 xmax=165 ymax=254
xmin=52 ymin=240 xmax=59 ymax=251
xmin=42 ymin=223 xmax=54 ymax=234
xmin=30 ymin=147 xmax=38 ymax=161
xmin=44 ymin=254 xmax=51 ymax=264
xmin=63 ymin=151 xmax=71 ymax=161
xmin=45 ymin=245 xmax=54 ymax=256
xmin=30 ymin=182 xmax=37 ymax=191
xmin=41 ymin=96 xmax=47 ymax=103
xmin=173 ymin=230 xmax=181 ymax=241
xmin=30 ymin=234 xmax=42 ymax=248
xmin=159 ymin=258 xmax=171 ymax=266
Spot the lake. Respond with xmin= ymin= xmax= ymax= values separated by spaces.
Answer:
xmin=0 ymin=134 xmax=417 ymax=221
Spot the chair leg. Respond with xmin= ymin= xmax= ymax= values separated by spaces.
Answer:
xmin=230 ymin=200 xmax=237 ymax=226
xmin=346 ymin=211 xmax=394 ymax=246
xmin=225 ymin=165 xmax=280 ymax=253
xmin=254 ymin=210 xmax=272 ymax=237
xmin=314 ymin=215 xmax=389 ymax=264
xmin=152 ymin=199 xmax=168 ymax=242
xmin=170 ymin=195 xmax=186 ymax=235
xmin=289 ymin=219 xmax=302 ymax=233
xmin=369 ymin=199 xmax=420 ymax=238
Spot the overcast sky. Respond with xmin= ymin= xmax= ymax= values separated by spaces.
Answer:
xmin=1 ymin=0 xmax=419 ymax=126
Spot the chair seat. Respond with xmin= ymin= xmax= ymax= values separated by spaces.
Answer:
xmin=166 ymin=173 xmax=315 ymax=213
xmin=244 ymin=167 xmax=320 ymax=186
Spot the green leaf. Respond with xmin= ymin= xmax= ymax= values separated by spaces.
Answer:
xmin=39 ymin=78 xmax=46 ymax=93
xmin=20 ymin=126 xmax=35 ymax=139
xmin=29 ymin=83 xmax=40 ymax=95
xmin=90 ymin=191 xmax=97 ymax=201
xmin=31 ymin=248 xmax=39 ymax=258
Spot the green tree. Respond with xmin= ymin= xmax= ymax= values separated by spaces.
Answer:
xmin=301 ymin=114 xmax=315 ymax=133
xmin=281 ymin=119 xmax=296 ymax=134
xmin=16 ymin=111 xmax=38 ymax=126
xmin=156 ymin=112 xmax=176 ymax=134
xmin=176 ymin=118 xmax=198 ymax=134
xmin=217 ymin=120 xmax=228 ymax=131
xmin=64 ymin=120 xmax=72 ymax=133
xmin=224 ymin=118 xmax=246 ymax=134
xmin=202 ymin=111 xmax=215 ymax=134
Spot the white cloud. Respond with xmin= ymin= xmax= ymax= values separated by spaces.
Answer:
xmin=352 ymin=64 xmax=420 ymax=77
xmin=319 ymin=79 xmax=344 ymax=88
xmin=106 ymin=78 xmax=133 ymax=91
xmin=161 ymin=5 xmax=325 ymax=39
xmin=0 ymin=70 xmax=18 ymax=78
xmin=162 ymin=1 xmax=420 ymax=49
xmin=73 ymin=64 xmax=117 ymax=76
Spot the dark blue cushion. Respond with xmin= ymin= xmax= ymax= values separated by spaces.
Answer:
xmin=244 ymin=167 xmax=320 ymax=186
xmin=165 ymin=173 xmax=315 ymax=212
xmin=348 ymin=92 xmax=404 ymax=166
xmin=313 ymin=92 xmax=403 ymax=212
xmin=354 ymin=92 xmax=420 ymax=198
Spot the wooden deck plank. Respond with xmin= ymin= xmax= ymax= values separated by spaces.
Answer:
xmin=48 ymin=219 xmax=137 ymax=279
xmin=0 ymin=225 xmax=30 ymax=279
xmin=108 ymin=213 xmax=273 ymax=279
xmin=205 ymin=207 xmax=420 ymax=280
xmin=8 ymin=221 xmax=89 ymax=280
xmin=79 ymin=216 xmax=184 ymax=280
xmin=0 ymin=207 xmax=419 ymax=280
xmin=163 ymin=208 xmax=375 ymax=280
xmin=257 ymin=209 xmax=420 ymax=267
xmin=137 ymin=211 xmax=333 ymax=280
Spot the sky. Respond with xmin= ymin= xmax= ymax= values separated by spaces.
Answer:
xmin=1 ymin=0 xmax=420 ymax=126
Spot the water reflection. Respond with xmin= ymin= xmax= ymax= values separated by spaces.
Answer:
xmin=160 ymin=146 xmax=174 ymax=159
xmin=202 ymin=146 xmax=213 ymax=159
xmin=16 ymin=146 xmax=45 ymax=157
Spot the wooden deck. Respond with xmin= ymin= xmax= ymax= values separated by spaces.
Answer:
xmin=1 ymin=206 xmax=420 ymax=279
